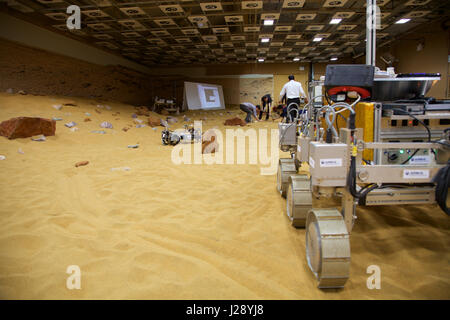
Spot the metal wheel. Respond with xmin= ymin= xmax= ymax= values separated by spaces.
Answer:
xmin=306 ymin=209 xmax=351 ymax=289
xmin=286 ymin=174 xmax=312 ymax=228
xmin=277 ymin=158 xmax=297 ymax=198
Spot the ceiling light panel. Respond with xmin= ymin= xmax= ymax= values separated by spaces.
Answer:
xmin=315 ymin=33 xmax=331 ymax=38
xmin=181 ymin=29 xmax=199 ymax=35
xmin=305 ymin=25 xmax=324 ymax=31
xmin=225 ymin=16 xmax=244 ymax=23
xmin=337 ymin=24 xmax=357 ymax=31
xmin=244 ymin=26 xmax=260 ymax=32
xmin=151 ymin=30 xmax=171 ymax=37
xmin=282 ymin=0 xmax=306 ymax=8
xmin=296 ymin=13 xmax=316 ymax=20
xmin=323 ymin=0 xmax=348 ymax=7
xmin=87 ymin=23 xmax=110 ymax=30
xmin=212 ymin=27 xmax=230 ymax=33
xmin=83 ymin=10 xmax=109 ymax=18
xmin=188 ymin=16 xmax=208 ymax=24
xmin=231 ymin=35 xmax=246 ymax=41
xmin=319 ymin=41 xmax=335 ymax=46
xmin=261 ymin=13 xmax=280 ymax=20
xmin=275 ymin=26 xmax=293 ymax=32
xmin=405 ymin=0 xmax=431 ymax=5
xmin=200 ymin=2 xmax=223 ymax=11
xmin=341 ymin=33 xmax=359 ymax=39
xmin=119 ymin=7 xmax=146 ymax=16
xmin=202 ymin=35 xmax=218 ymax=41
xmin=118 ymin=20 xmax=146 ymax=31
xmin=154 ymin=19 xmax=176 ymax=27
xmin=159 ymin=5 xmax=184 ymax=14
xmin=403 ymin=11 xmax=430 ymax=18
xmin=242 ymin=1 xmax=263 ymax=9
xmin=286 ymin=34 xmax=302 ymax=40
xmin=332 ymin=12 xmax=355 ymax=19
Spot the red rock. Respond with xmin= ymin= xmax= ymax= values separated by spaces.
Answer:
xmin=84 ymin=118 xmax=91 ymax=122
xmin=224 ymin=117 xmax=246 ymax=126
xmin=122 ymin=127 xmax=129 ymax=132
xmin=136 ymin=107 xmax=149 ymax=116
xmin=95 ymin=109 xmax=101 ymax=114
xmin=202 ymin=130 xmax=219 ymax=154
xmin=75 ymin=161 xmax=89 ymax=167
xmin=148 ymin=115 xmax=161 ymax=127
xmin=0 ymin=117 xmax=56 ymax=139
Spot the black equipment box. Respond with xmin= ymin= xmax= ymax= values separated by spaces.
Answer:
xmin=324 ymin=64 xmax=375 ymax=88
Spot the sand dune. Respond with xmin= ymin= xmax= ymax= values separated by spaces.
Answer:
xmin=0 ymin=92 xmax=449 ymax=299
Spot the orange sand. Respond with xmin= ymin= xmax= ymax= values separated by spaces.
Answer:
xmin=0 ymin=93 xmax=449 ymax=299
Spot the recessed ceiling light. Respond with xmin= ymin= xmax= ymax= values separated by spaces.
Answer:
xmin=330 ymin=18 xmax=342 ymax=24
xmin=258 ymin=58 xmax=265 ymax=62
xmin=330 ymin=57 xmax=338 ymax=61
xmin=395 ymin=18 xmax=411 ymax=24
xmin=261 ymin=38 xmax=270 ymax=43
xmin=264 ymin=19 xmax=274 ymax=25
xmin=313 ymin=37 xmax=322 ymax=42
xmin=293 ymin=57 xmax=300 ymax=61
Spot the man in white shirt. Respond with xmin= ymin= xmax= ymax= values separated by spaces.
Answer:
xmin=279 ymin=75 xmax=308 ymax=122
xmin=239 ymin=102 xmax=260 ymax=123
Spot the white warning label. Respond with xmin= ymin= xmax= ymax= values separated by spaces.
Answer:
xmin=319 ymin=158 xmax=343 ymax=167
xmin=403 ymin=169 xmax=430 ymax=179
xmin=409 ymin=155 xmax=430 ymax=165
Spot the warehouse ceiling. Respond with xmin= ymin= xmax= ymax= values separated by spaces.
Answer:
xmin=1 ymin=0 xmax=449 ymax=67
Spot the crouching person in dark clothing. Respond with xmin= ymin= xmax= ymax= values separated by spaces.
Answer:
xmin=239 ymin=102 xmax=260 ymax=123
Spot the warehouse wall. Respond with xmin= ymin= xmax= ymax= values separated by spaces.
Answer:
xmin=158 ymin=63 xmax=310 ymax=107
xmin=0 ymin=12 xmax=151 ymax=74
xmin=391 ymin=23 xmax=449 ymax=99
xmin=346 ymin=22 xmax=449 ymax=99
xmin=0 ymin=38 xmax=157 ymax=105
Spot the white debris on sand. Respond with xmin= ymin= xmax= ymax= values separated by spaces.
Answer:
xmin=65 ymin=121 xmax=77 ymax=128
xmin=100 ymin=121 xmax=113 ymax=129
xmin=31 ymin=135 xmax=46 ymax=141
xmin=111 ymin=167 xmax=131 ymax=172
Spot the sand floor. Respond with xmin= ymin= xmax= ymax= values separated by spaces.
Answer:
xmin=0 ymin=92 xmax=449 ymax=299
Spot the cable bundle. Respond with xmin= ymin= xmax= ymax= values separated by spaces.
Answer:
xmin=433 ymin=161 xmax=450 ymax=215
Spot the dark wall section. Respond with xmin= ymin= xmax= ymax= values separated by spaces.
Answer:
xmin=0 ymin=38 xmax=155 ymax=105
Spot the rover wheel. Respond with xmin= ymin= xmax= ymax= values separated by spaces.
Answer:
xmin=306 ymin=209 xmax=351 ymax=289
xmin=277 ymin=158 xmax=297 ymax=198
xmin=286 ymin=175 xmax=312 ymax=228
